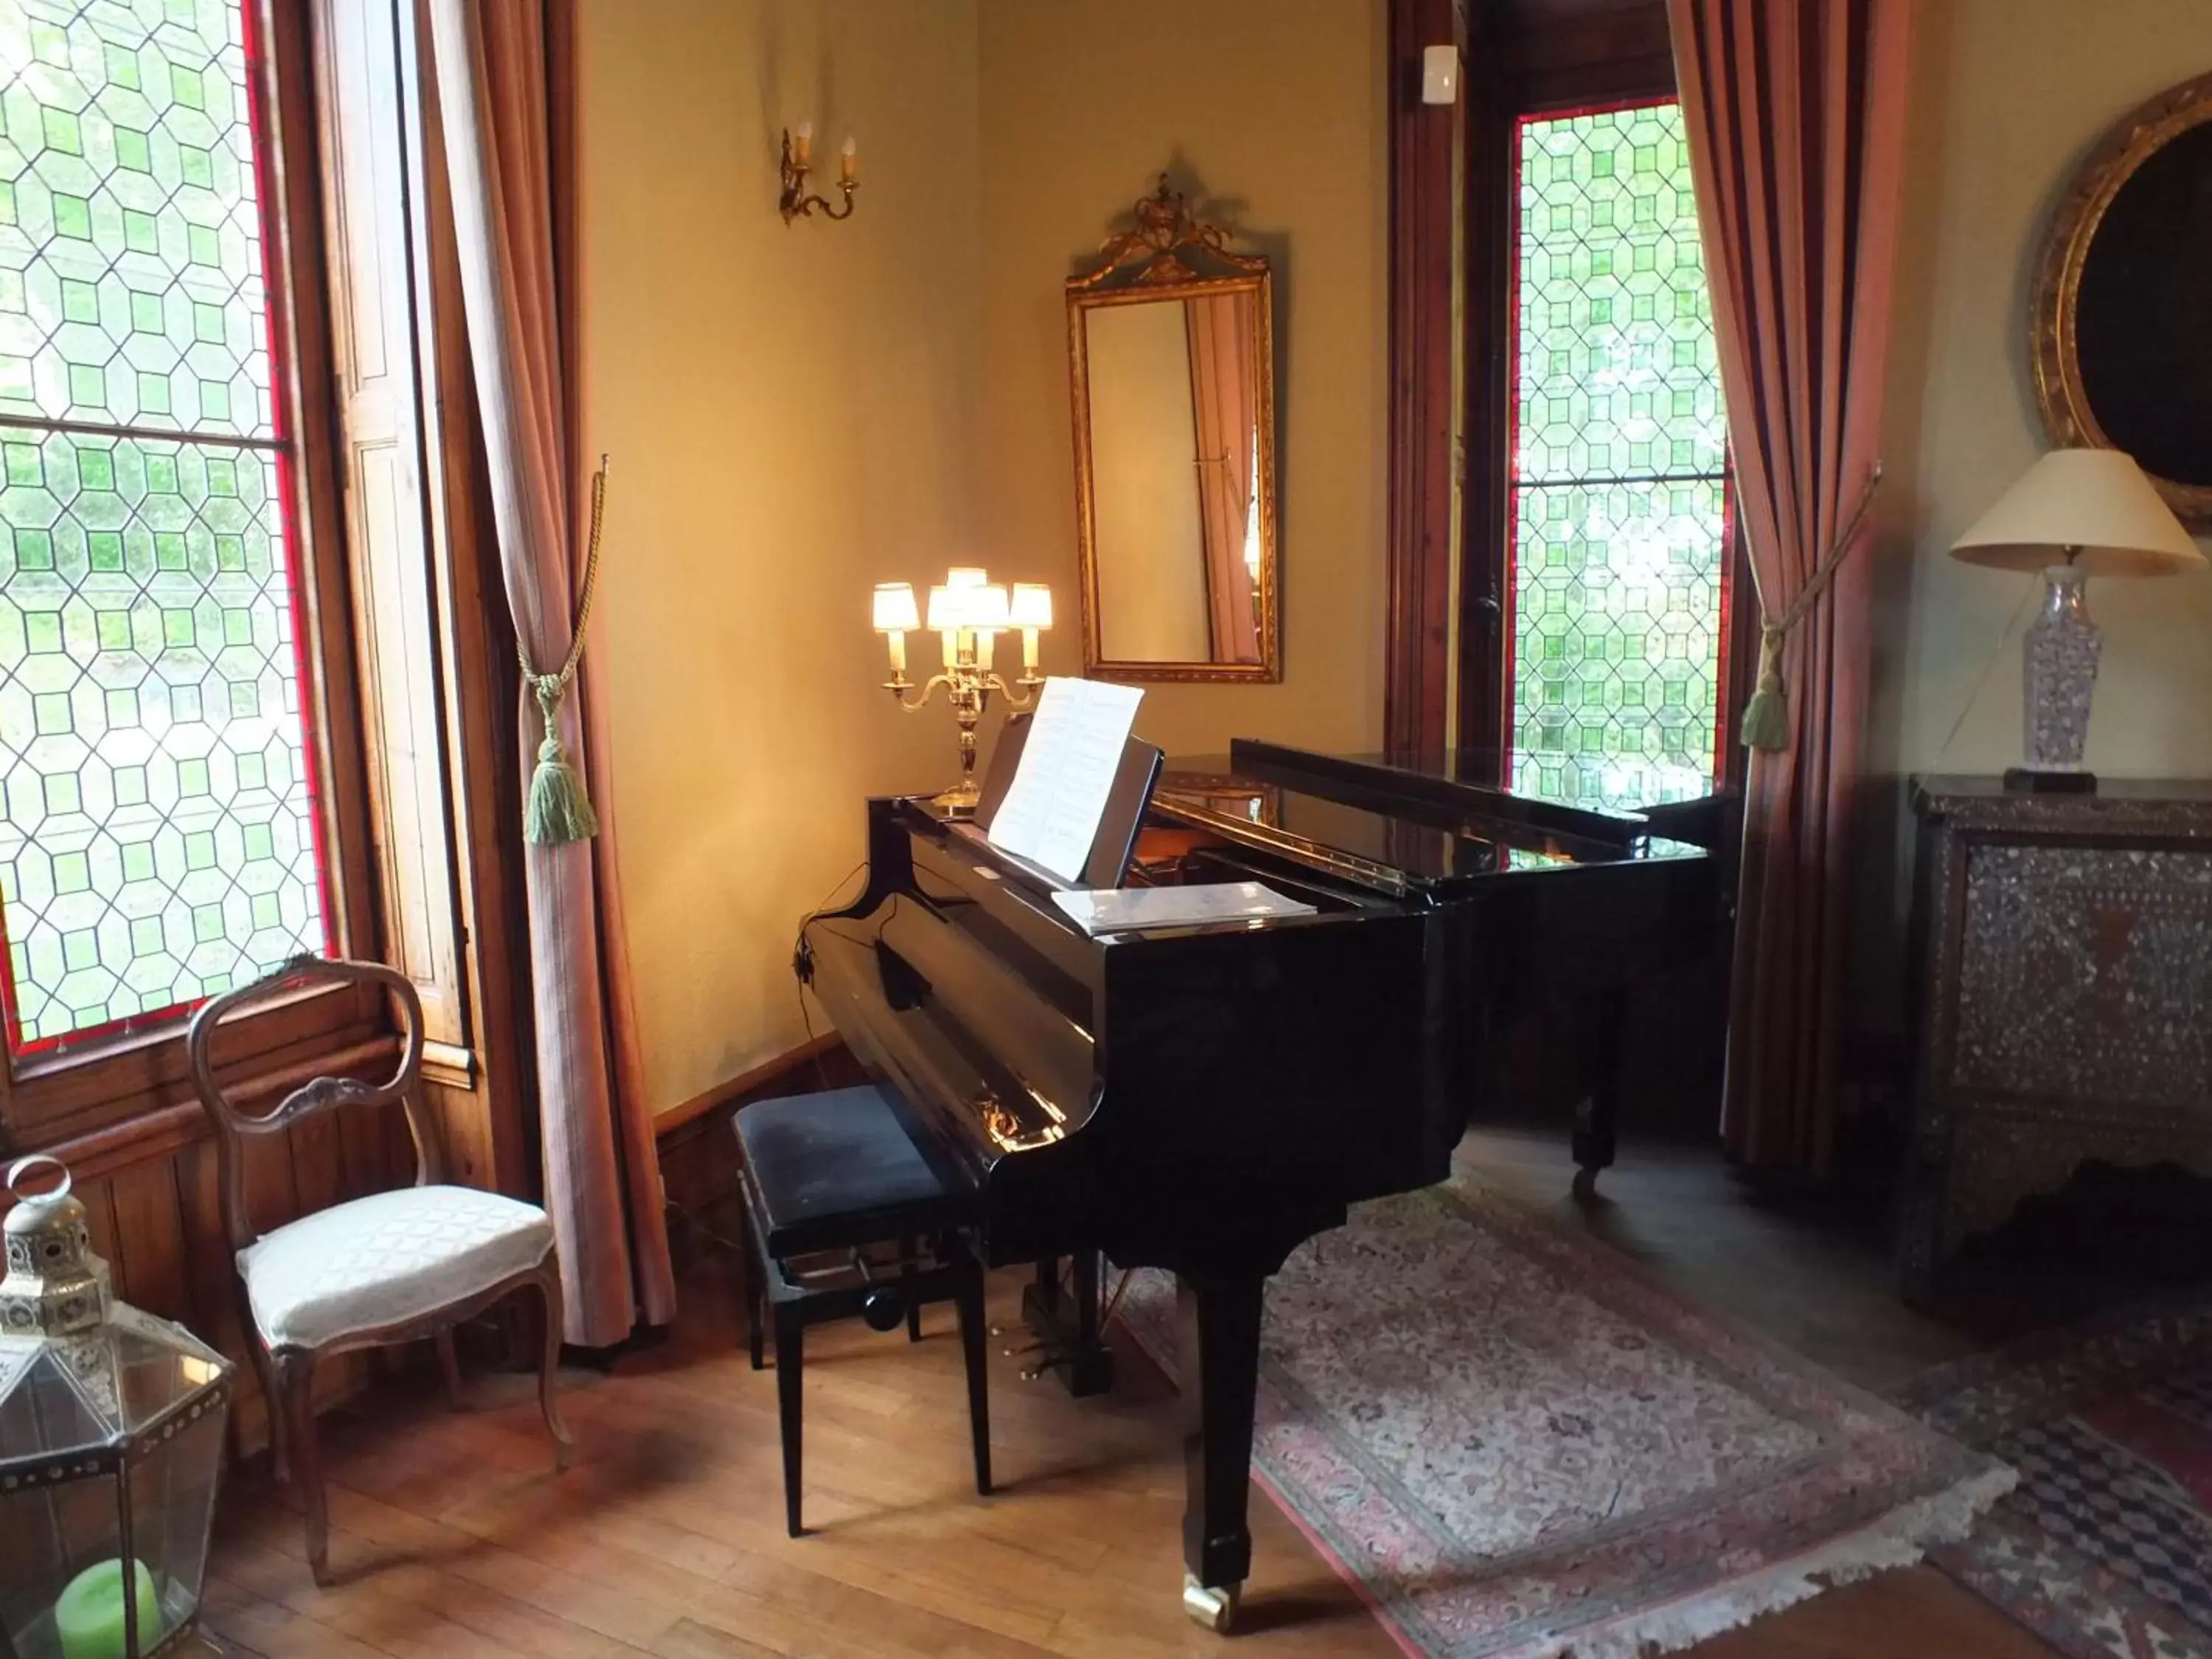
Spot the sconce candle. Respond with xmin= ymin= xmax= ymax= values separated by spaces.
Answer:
xmin=879 ymin=568 xmax=1053 ymax=813
xmin=780 ymin=122 xmax=858 ymax=223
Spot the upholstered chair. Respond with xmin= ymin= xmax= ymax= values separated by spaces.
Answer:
xmin=189 ymin=956 xmax=572 ymax=1585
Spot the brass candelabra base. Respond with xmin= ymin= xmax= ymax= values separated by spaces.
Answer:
xmin=886 ymin=655 xmax=1043 ymax=814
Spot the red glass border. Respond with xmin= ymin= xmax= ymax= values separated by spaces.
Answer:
xmin=1500 ymin=94 xmax=1736 ymax=806
xmin=2 ymin=0 xmax=335 ymax=1060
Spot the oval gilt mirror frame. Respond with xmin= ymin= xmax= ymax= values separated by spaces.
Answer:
xmin=2033 ymin=70 xmax=2212 ymax=528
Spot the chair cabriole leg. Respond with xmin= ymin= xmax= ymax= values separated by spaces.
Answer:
xmin=274 ymin=1348 xmax=329 ymax=1587
xmin=434 ymin=1324 xmax=464 ymax=1411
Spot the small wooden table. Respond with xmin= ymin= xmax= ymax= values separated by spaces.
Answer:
xmin=1899 ymin=776 xmax=2212 ymax=1298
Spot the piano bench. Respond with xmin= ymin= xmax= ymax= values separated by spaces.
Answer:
xmin=731 ymin=1085 xmax=990 ymax=1537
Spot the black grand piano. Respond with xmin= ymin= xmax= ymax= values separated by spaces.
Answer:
xmin=796 ymin=739 xmax=1720 ymax=1630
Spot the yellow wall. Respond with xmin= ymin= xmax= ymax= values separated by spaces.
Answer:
xmin=578 ymin=0 xmax=1388 ymax=1112
xmin=1859 ymin=0 xmax=2212 ymax=1014
xmin=577 ymin=0 xmax=983 ymax=1112
xmin=975 ymin=0 xmax=1390 ymax=759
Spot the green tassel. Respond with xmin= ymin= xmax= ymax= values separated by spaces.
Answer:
xmin=1739 ymin=625 xmax=1790 ymax=752
xmin=524 ymin=678 xmax=598 ymax=844
xmin=1739 ymin=683 xmax=1790 ymax=752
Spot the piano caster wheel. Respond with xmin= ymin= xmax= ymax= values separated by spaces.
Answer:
xmin=1182 ymin=1573 xmax=1241 ymax=1634
xmin=1571 ymin=1166 xmax=1600 ymax=1202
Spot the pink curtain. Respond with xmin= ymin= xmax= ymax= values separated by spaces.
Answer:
xmin=428 ymin=0 xmax=676 ymax=1343
xmin=1186 ymin=291 xmax=1261 ymax=664
xmin=1669 ymin=0 xmax=1913 ymax=1172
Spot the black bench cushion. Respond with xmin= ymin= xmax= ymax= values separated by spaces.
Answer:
xmin=734 ymin=1085 xmax=964 ymax=1258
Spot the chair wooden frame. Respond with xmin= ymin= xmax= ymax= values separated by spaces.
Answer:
xmin=189 ymin=954 xmax=571 ymax=1585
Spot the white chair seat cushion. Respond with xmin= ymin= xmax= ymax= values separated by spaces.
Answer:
xmin=237 ymin=1185 xmax=554 ymax=1349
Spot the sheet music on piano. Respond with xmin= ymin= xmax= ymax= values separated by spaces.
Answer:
xmin=986 ymin=677 xmax=1144 ymax=883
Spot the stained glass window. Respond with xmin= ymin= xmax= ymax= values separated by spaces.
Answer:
xmin=1508 ymin=102 xmax=1731 ymax=808
xmin=0 ymin=0 xmax=324 ymax=1053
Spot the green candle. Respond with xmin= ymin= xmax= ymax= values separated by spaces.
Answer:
xmin=54 ymin=1558 xmax=161 ymax=1659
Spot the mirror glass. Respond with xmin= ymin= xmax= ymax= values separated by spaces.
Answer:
xmin=1068 ymin=180 xmax=1277 ymax=682
xmin=1082 ymin=288 xmax=1265 ymax=668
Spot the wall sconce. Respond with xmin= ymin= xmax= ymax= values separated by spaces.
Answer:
xmin=780 ymin=122 xmax=858 ymax=223
xmin=874 ymin=569 xmax=1053 ymax=814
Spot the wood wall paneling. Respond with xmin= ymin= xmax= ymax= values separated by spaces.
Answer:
xmin=312 ymin=0 xmax=470 ymax=1054
xmin=1385 ymin=0 xmax=1465 ymax=759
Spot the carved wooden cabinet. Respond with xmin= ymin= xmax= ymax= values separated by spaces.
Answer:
xmin=1899 ymin=777 xmax=2212 ymax=1298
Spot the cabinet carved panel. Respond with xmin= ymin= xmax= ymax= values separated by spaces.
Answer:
xmin=1952 ymin=843 xmax=2212 ymax=1107
xmin=1901 ymin=779 xmax=2212 ymax=1299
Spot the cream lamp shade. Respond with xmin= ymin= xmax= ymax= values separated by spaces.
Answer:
xmin=1010 ymin=583 xmax=1053 ymax=630
xmin=872 ymin=582 xmax=919 ymax=633
xmin=1949 ymin=448 xmax=2204 ymax=577
xmin=967 ymin=585 xmax=1010 ymax=631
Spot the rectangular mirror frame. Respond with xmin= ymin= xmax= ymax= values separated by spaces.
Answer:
xmin=1067 ymin=264 xmax=1280 ymax=684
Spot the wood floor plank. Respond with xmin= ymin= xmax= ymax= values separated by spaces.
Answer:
xmin=202 ymin=1238 xmax=2058 ymax=1659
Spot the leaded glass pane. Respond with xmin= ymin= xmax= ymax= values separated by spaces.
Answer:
xmin=0 ymin=0 xmax=321 ymax=1051
xmin=0 ymin=0 xmax=272 ymax=439
xmin=1509 ymin=103 xmax=1729 ymax=809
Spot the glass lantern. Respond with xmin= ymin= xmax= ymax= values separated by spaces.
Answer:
xmin=1 ymin=1156 xmax=233 ymax=1659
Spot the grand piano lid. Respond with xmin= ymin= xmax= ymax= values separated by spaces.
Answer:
xmin=1150 ymin=744 xmax=1707 ymax=900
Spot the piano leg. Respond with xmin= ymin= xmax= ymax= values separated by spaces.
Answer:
xmin=1571 ymin=984 xmax=1630 ymax=1199
xmin=1176 ymin=1272 xmax=1263 ymax=1632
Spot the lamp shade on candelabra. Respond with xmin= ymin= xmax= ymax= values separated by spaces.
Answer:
xmin=1010 ymin=584 xmax=1054 ymax=630
xmin=1948 ymin=448 xmax=2205 ymax=785
xmin=925 ymin=585 xmax=960 ymax=633
xmin=1949 ymin=448 xmax=2202 ymax=576
xmin=967 ymin=586 xmax=1010 ymax=632
xmin=872 ymin=582 xmax=919 ymax=633
xmin=1 ymin=1156 xmax=232 ymax=1659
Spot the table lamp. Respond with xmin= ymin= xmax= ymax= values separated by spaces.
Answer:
xmin=1948 ymin=447 xmax=2202 ymax=792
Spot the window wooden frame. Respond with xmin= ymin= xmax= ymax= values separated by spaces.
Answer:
xmin=0 ymin=0 xmax=387 ymax=1155
xmin=1385 ymin=0 xmax=1757 ymax=790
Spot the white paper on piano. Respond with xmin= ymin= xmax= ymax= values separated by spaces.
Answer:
xmin=984 ymin=676 xmax=1145 ymax=883
xmin=1051 ymin=881 xmax=1318 ymax=936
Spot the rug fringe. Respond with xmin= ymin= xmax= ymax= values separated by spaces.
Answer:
xmin=1532 ymin=1462 xmax=2020 ymax=1659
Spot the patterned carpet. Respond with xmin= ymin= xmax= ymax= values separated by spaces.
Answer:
xmin=1118 ymin=1175 xmax=2012 ymax=1659
xmin=1905 ymin=1298 xmax=2212 ymax=1659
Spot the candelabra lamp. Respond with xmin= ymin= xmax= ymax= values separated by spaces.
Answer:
xmin=1950 ymin=448 xmax=2202 ymax=791
xmin=1 ymin=1155 xmax=233 ymax=1659
xmin=874 ymin=569 xmax=1053 ymax=815
xmin=779 ymin=123 xmax=858 ymax=223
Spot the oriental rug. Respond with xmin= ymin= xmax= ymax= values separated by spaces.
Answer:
xmin=1117 ymin=1176 xmax=2012 ymax=1659
xmin=1905 ymin=1296 xmax=2212 ymax=1659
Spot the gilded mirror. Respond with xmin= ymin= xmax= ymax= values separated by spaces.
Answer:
xmin=2034 ymin=69 xmax=2212 ymax=527
xmin=1068 ymin=178 xmax=1279 ymax=681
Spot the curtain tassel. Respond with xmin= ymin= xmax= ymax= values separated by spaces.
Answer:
xmin=1739 ymin=461 xmax=1883 ymax=754
xmin=525 ymin=675 xmax=599 ymax=844
xmin=1739 ymin=624 xmax=1792 ymax=752
xmin=520 ymin=456 xmax=611 ymax=844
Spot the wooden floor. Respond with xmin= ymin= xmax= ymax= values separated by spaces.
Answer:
xmin=201 ymin=1130 xmax=2074 ymax=1659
